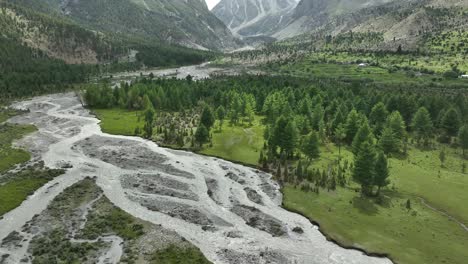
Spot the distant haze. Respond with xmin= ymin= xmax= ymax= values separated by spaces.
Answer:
xmin=205 ymin=0 xmax=220 ymax=9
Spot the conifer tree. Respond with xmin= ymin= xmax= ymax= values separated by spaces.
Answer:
xmin=458 ymin=125 xmax=468 ymax=157
xmin=200 ymin=105 xmax=215 ymax=130
xmin=369 ymin=102 xmax=389 ymax=136
xmin=301 ymin=131 xmax=320 ymax=166
xmin=374 ymin=152 xmax=390 ymax=196
xmin=352 ymin=120 xmax=375 ymax=155
xmin=412 ymin=107 xmax=433 ymax=144
xmin=353 ymin=141 xmax=376 ymax=196
xmin=379 ymin=126 xmax=398 ymax=154
xmin=441 ymin=108 xmax=461 ymax=137
xmin=195 ymin=124 xmax=209 ymax=147
xmin=216 ymin=106 xmax=226 ymax=130
xmin=345 ymin=109 xmax=361 ymax=144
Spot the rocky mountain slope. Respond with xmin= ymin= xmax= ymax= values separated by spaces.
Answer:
xmin=274 ymin=0 xmax=468 ymax=51
xmin=212 ymin=0 xmax=298 ymax=40
xmin=6 ymin=0 xmax=240 ymax=51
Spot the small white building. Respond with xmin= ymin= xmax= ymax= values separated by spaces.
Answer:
xmin=460 ymin=75 xmax=468 ymax=79
xmin=358 ymin=63 xmax=368 ymax=67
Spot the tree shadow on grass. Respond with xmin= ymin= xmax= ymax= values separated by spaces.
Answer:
xmin=352 ymin=196 xmax=379 ymax=216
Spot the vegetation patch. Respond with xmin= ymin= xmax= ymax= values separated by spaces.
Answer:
xmin=93 ymin=109 xmax=144 ymax=136
xmin=0 ymin=166 xmax=64 ymax=216
xmin=151 ymin=245 xmax=212 ymax=264
xmin=283 ymin=185 xmax=468 ymax=264
xmin=0 ymin=123 xmax=36 ymax=173
xmin=201 ymin=116 xmax=264 ymax=165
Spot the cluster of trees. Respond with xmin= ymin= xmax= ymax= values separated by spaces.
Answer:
xmin=86 ymin=75 xmax=468 ymax=195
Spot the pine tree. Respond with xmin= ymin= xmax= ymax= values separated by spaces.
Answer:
xmin=374 ymin=152 xmax=390 ymax=196
xmin=439 ymin=149 xmax=446 ymax=168
xmin=194 ymin=124 xmax=209 ymax=147
xmin=284 ymin=120 xmax=298 ymax=157
xmin=334 ymin=124 xmax=347 ymax=159
xmin=386 ymin=111 xmax=406 ymax=141
xmin=379 ymin=126 xmax=398 ymax=154
xmin=352 ymin=120 xmax=375 ymax=155
xmin=345 ymin=109 xmax=361 ymax=144
xmin=143 ymin=107 xmax=155 ymax=138
xmin=301 ymin=131 xmax=320 ymax=165
xmin=296 ymin=161 xmax=304 ymax=183
xmin=441 ymin=108 xmax=461 ymax=137
xmin=458 ymin=125 xmax=468 ymax=158
xmin=353 ymin=141 xmax=376 ymax=196
xmin=412 ymin=107 xmax=433 ymax=144
xmin=200 ymin=105 xmax=215 ymax=130
xmin=245 ymin=101 xmax=255 ymax=126
xmin=216 ymin=106 xmax=226 ymax=131
xmin=369 ymin=102 xmax=389 ymax=136
xmin=271 ymin=116 xmax=289 ymax=154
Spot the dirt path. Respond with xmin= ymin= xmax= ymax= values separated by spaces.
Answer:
xmin=418 ymin=197 xmax=468 ymax=232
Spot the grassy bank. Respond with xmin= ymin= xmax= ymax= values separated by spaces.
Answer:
xmin=284 ymin=143 xmax=468 ymax=264
xmin=201 ymin=117 xmax=264 ymax=165
xmin=94 ymin=108 xmax=264 ymax=165
xmin=93 ymin=109 xmax=144 ymax=136
xmin=0 ymin=111 xmax=65 ymax=217
xmin=0 ymin=168 xmax=64 ymax=216
xmin=94 ymin=107 xmax=468 ymax=264
xmin=283 ymin=185 xmax=468 ymax=264
xmin=0 ymin=123 xmax=36 ymax=173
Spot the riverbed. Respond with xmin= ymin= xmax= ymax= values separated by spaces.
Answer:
xmin=0 ymin=68 xmax=392 ymax=264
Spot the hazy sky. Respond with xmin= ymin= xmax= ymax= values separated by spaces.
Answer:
xmin=205 ymin=0 xmax=221 ymax=10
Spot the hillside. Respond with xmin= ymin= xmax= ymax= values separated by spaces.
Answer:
xmin=7 ymin=0 xmax=240 ymax=51
xmin=212 ymin=0 xmax=298 ymax=41
xmin=273 ymin=0 xmax=468 ymax=52
xmin=0 ymin=1 xmax=215 ymax=101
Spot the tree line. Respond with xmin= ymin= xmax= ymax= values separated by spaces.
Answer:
xmin=86 ymin=75 xmax=468 ymax=196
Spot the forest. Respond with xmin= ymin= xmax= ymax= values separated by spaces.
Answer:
xmin=86 ymin=75 xmax=468 ymax=194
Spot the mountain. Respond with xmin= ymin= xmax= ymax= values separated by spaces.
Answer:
xmin=274 ymin=0 xmax=468 ymax=51
xmin=0 ymin=0 xmax=215 ymax=99
xmin=7 ymin=0 xmax=240 ymax=51
xmin=212 ymin=0 xmax=298 ymax=41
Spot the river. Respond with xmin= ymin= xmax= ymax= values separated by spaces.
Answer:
xmin=0 ymin=65 xmax=392 ymax=264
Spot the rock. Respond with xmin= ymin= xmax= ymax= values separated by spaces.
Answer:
xmin=292 ymin=227 xmax=304 ymax=234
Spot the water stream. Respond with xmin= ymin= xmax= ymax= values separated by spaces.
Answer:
xmin=0 ymin=66 xmax=392 ymax=264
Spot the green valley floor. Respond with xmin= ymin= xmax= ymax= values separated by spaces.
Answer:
xmin=96 ymin=108 xmax=468 ymax=264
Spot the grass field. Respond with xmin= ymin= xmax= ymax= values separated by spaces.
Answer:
xmin=0 ymin=109 xmax=19 ymax=123
xmin=284 ymin=185 xmax=468 ymax=264
xmin=201 ymin=116 xmax=265 ymax=165
xmin=95 ymin=110 xmax=265 ymax=165
xmin=93 ymin=109 xmax=144 ymax=136
xmin=284 ymin=142 xmax=468 ymax=264
xmin=303 ymin=52 xmax=468 ymax=74
xmin=0 ymin=168 xmax=63 ymax=216
xmin=151 ymin=245 xmax=212 ymax=264
xmin=0 ymin=123 xmax=36 ymax=173
xmin=0 ymin=115 xmax=65 ymax=217
xmin=276 ymin=61 xmax=468 ymax=87
xmin=94 ymin=108 xmax=468 ymax=263
xmin=271 ymin=51 xmax=468 ymax=88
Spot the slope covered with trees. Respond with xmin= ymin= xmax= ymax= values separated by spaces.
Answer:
xmin=0 ymin=1 xmax=215 ymax=101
